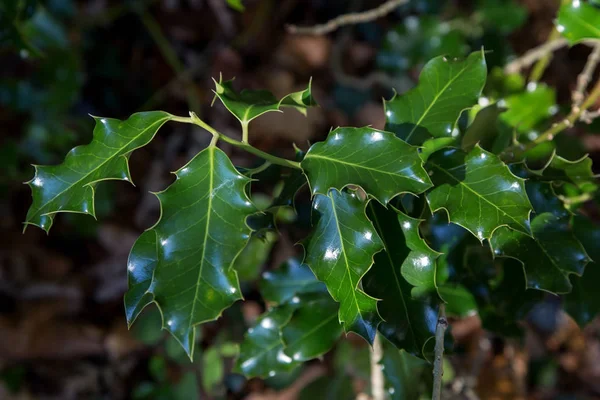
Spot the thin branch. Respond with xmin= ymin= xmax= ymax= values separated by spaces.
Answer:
xmin=504 ymin=37 xmax=569 ymax=75
xmin=286 ymin=0 xmax=408 ymax=35
xmin=581 ymin=109 xmax=600 ymax=123
xmin=573 ymin=42 xmax=600 ymax=110
xmin=432 ymin=304 xmax=448 ymax=400
xmin=370 ymin=334 xmax=385 ymax=400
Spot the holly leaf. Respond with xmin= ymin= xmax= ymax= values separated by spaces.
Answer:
xmin=363 ymin=202 xmax=437 ymax=357
xmin=226 ymin=0 xmax=244 ymax=11
xmin=270 ymin=169 xmax=307 ymax=210
xmin=281 ymin=293 xmax=343 ymax=362
xmin=438 ymin=285 xmax=477 ymax=317
xmin=426 ymin=145 xmax=532 ymax=241
xmin=556 ymin=1 xmax=600 ymax=44
xmin=525 ymin=180 xmax=570 ymax=218
xmin=500 ymin=83 xmax=556 ymax=133
xmin=127 ymin=146 xmax=256 ymax=358
xmin=125 ymin=230 xmax=158 ymax=325
xmin=235 ymin=305 xmax=300 ymax=378
xmin=302 ymin=189 xmax=384 ymax=343
xmin=212 ymin=78 xmax=316 ymax=129
xmin=301 ymin=127 xmax=432 ymax=204
xmin=564 ymin=215 xmax=600 ymax=326
xmin=462 ymin=104 xmax=506 ymax=152
xmin=259 ymin=258 xmax=326 ymax=305
xmin=384 ymin=50 xmax=487 ymax=143
xmin=24 ymin=112 xmax=171 ymax=232
xmin=396 ymin=210 xmax=442 ymax=298
xmin=490 ymin=212 xmax=591 ymax=294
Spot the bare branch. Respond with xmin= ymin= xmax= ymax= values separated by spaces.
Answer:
xmin=432 ymin=304 xmax=448 ymax=400
xmin=504 ymin=38 xmax=569 ymax=74
xmin=286 ymin=0 xmax=408 ymax=35
xmin=573 ymin=42 xmax=600 ymax=110
xmin=370 ymin=334 xmax=385 ymax=400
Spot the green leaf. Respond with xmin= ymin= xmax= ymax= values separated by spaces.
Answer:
xmin=381 ymin=338 xmax=432 ymax=400
xmin=525 ymin=181 xmax=569 ymax=218
xmin=500 ymin=83 xmax=556 ymax=133
xmin=363 ymin=202 xmax=437 ymax=357
xmin=556 ymin=1 xmax=600 ymax=44
xmin=564 ymin=215 xmax=600 ymax=326
xmin=270 ymin=169 xmax=307 ymax=209
xmin=259 ymin=258 xmax=326 ymax=305
xmin=226 ymin=0 xmax=245 ymax=11
xmin=212 ymin=78 xmax=316 ymax=129
xmin=384 ymin=50 xmax=487 ymax=143
xmin=281 ymin=293 xmax=343 ymax=362
xmin=235 ymin=305 xmax=300 ymax=378
xmin=426 ymin=145 xmax=532 ymax=241
xmin=396 ymin=210 xmax=442 ymax=298
xmin=438 ymin=285 xmax=477 ymax=317
xmin=538 ymin=152 xmax=596 ymax=192
xmin=301 ymin=127 xmax=432 ymax=204
xmin=127 ymin=146 xmax=256 ymax=358
xmin=202 ymin=346 xmax=224 ymax=394
xmin=299 ymin=375 xmax=355 ymax=400
xmin=477 ymin=0 xmax=527 ymax=34
xmin=125 ymin=230 xmax=158 ymax=325
xmin=462 ymin=104 xmax=506 ymax=151
xmin=419 ymin=137 xmax=457 ymax=162
xmin=302 ymin=189 xmax=384 ymax=343
xmin=490 ymin=212 xmax=591 ymax=294
xmin=24 ymin=112 xmax=171 ymax=232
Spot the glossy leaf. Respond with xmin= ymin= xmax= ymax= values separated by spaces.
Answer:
xmin=235 ymin=305 xmax=300 ymax=378
xmin=301 ymin=127 xmax=432 ymax=204
xmin=490 ymin=212 xmax=591 ymax=294
xmin=525 ymin=181 xmax=569 ymax=218
xmin=212 ymin=78 xmax=316 ymax=128
xmin=500 ymin=83 xmax=556 ymax=133
xmin=396 ymin=210 xmax=442 ymax=297
xmin=419 ymin=137 xmax=457 ymax=162
xmin=302 ymin=189 xmax=384 ymax=343
xmin=24 ymin=112 xmax=171 ymax=232
xmin=363 ymin=202 xmax=437 ymax=357
xmin=556 ymin=1 xmax=600 ymax=44
xmin=270 ymin=170 xmax=307 ymax=209
xmin=127 ymin=146 xmax=256 ymax=358
xmin=124 ymin=230 xmax=158 ymax=325
xmin=564 ymin=215 xmax=600 ymax=326
xmin=426 ymin=146 xmax=532 ymax=241
xmin=384 ymin=50 xmax=487 ymax=143
xmin=281 ymin=293 xmax=343 ymax=362
xmin=259 ymin=258 xmax=326 ymax=305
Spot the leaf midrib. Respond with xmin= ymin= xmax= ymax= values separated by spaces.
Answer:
xmin=305 ymin=154 xmax=420 ymax=180
xmin=285 ymin=313 xmax=337 ymax=351
xmin=29 ymin=116 xmax=168 ymax=220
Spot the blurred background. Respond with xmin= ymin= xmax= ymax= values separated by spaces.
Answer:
xmin=1 ymin=0 xmax=600 ymax=399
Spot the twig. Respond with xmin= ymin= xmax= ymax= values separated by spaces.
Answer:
xmin=286 ymin=0 xmax=408 ymax=35
xmin=573 ymin=42 xmax=600 ymax=110
xmin=370 ymin=334 xmax=385 ymax=400
xmin=529 ymin=28 xmax=562 ymax=83
xmin=432 ymin=304 xmax=448 ymax=400
xmin=581 ymin=109 xmax=600 ymax=123
xmin=504 ymin=37 xmax=569 ymax=75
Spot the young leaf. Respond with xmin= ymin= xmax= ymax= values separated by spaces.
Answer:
xmin=259 ymin=258 xmax=326 ymax=305
xmin=301 ymin=127 xmax=432 ymax=205
xmin=24 ymin=111 xmax=171 ymax=232
xmin=556 ymin=1 xmax=600 ymax=44
xmin=302 ymin=189 xmax=384 ymax=343
xmin=384 ymin=50 xmax=487 ymax=144
xmin=363 ymin=202 xmax=437 ymax=357
xmin=490 ymin=213 xmax=591 ymax=294
xmin=500 ymin=83 xmax=556 ymax=133
xmin=426 ymin=145 xmax=532 ymax=241
xmin=127 ymin=146 xmax=256 ymax=358
xmin=281 ymin=293 xmax=343 ymax=362
xmin=396 ymin=211 xmax=442 ymax=297
xmin=235 ymin=305 xmax=300 ymax=378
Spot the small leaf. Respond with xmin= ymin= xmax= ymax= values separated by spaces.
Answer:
xmin=301 ymin=127 xmax=432 ymax=204
xmin=363 ymin=202 xmax=437 ymax=357
xmin=279 ymin=79 xmax=318 ymax=116
xmin=24 ymin=112 xmax=171 ymax=232
xmin=396 ymin=210 xmax=442 ymax=297
xmin=127 ymin=147 xmax=256 ymax=358
xmin=419 ymin=137 xmax=457 ymax=162
xmin=384 ymin=50 xmax=487 ymax=143
xmin=282 ymin=293 xmax=343 ymax=362
xmin=426 ymin=145 xmax=532 ymax=241
xmin=556 ymin=1 xmax=600 ymax=44
xmin=270 ymin=170 xmax=307 ymax=209
xmin=226 ymin=0 xmax=244 ymax=12
xmin=438 ymin=285 xmax=477 ymax=317
xmin=490 ymin=213 xmax=591 ymax=294
xmin=564 ymin=215 xmax=600 ymax=326
xmin=302 ymin=189 xmax=384 ymax=343
xmin=235 ymin=305 xmax=299 ymax=378
xmin=259 ymin=258 xmax=326 ymax=305
xmin=462 ymin=104 xmax=506 ymax=151
xmin=500 ymin=83 xmax=556 ymax=133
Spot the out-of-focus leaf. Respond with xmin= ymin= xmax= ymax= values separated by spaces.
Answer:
xmin=202 ymin=347 xmax=224 ymax=394
xmin=462 ymin=104 xmax=506 ymax=151
xmin=298 ymin=375 xmax=355 ymax=400
xmin=259 ymin=258 xmax=326 ymax=305
xmin=477 ymin=0 xmax=527 ymax=33
xmin=438 ymin=285 xmax=477 ymax=317
xmin=226 ymin=0 xmax=245 ymax=11
xmin=384 ymin=51 xmax=487 ymax=143
xmin=282 ymin=293 xmax=342 ymax=362
xmin=126 ymin=147 xmax=256 ymax=358
xmin=500 ymin=84 xmax=556 ymax=133
xmin=173 ymin=372 xmax=200 ymax=400
xmin=301 ymin=127 xmax=432 ymax=204
xmin=234 ymin=232 xmax=277 ymax=282
xmin=131 ymin=308 xmax=164 ymax=346
xmin=363 ymin=202 xmax=437 ymax=357
xmin=235 ymin=305 xmax=300 ymax=378
xmin=24 ymin=112 xmax=171 ymax=232
xmin=426 ymin=146 xmax=532 ymax=240
xmin=564 ymin=215 xmax=600 ymax=326
xmin=556 ymin=1 xmax=600 ymax=43
xmin=381 ymin=337 xmax=432 ymax=400
xmin=491 ymin=212 xmax=590 ymax=294
xmin=270 ymin=169 xmax=307 ymax=209
xmin=303 ymin=190 xmax=383 ymax=343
